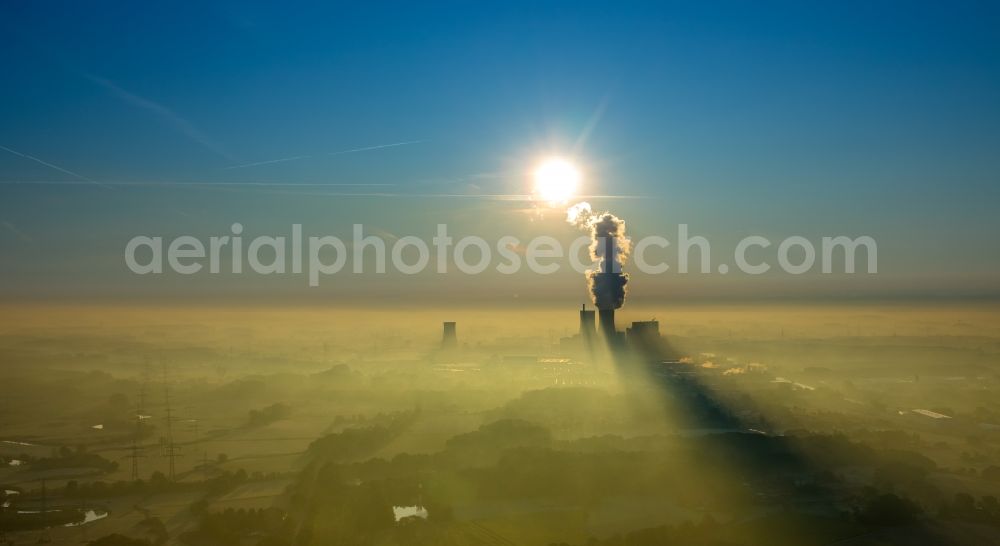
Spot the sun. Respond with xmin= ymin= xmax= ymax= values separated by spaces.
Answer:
xmin=533 ymin=157 xmax=580 ymax=205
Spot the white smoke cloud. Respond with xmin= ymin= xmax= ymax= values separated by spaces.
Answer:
xmin=565 ymin=201 xmax=630 ymax=309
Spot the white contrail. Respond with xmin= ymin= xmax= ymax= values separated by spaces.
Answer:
xmin=243 ymin=190 xmax=646 ymax=200
xmin=0 ymin=145 xmax=111 ymax=189
xmin=0 ymin=180 xmax=395 ymax=187
xmin=325 ymin=140 xmax=424 ymax=156
xmin=220 ymin=155 xmax=312 ymax=170
xmin=87 ymin=74 xmax=233 ymax=161
xmin=222 ymin=140 xmax=424 ymax=170
xmin=1 ymin=221 xmax=34 ymax=243
xmin=0 ymin=179 xmax=644 ymax=200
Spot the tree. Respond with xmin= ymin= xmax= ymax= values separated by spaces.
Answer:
xmin=857 ymin=493 xmax=922 ymax=525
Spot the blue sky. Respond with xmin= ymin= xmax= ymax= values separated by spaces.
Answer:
xmin=1 ymin=1 xmax=998 ymax=303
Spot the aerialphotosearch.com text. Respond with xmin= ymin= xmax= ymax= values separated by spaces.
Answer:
xmin=124 ymin=224 xmax=878 ymax=286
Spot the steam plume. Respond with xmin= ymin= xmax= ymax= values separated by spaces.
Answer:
xmin=566 ymin=202 xmax=630 ymax=310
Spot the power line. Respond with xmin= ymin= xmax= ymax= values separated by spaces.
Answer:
xmin=162 ymin=366 xmax=180 ymax=482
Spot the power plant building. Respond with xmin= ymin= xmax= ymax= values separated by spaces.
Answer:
xmin=626 ymin=320 xmax=660 ymax=345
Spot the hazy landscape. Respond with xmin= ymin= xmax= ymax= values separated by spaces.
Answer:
xmin=2 ymin=303 xmax=999 ymax=545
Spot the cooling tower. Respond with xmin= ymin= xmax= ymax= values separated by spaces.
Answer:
xmin=594 ymin=235 xmax=623 ymax=341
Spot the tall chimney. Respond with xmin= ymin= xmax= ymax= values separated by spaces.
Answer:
xmin=441 ymin=322 xmax=457 ymax=349
xmin=597 ymin=235 xmax=618 ymax=342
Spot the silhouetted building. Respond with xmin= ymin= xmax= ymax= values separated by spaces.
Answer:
xmin=626 ymin=319 xmax=682 ymax=361
xmin=442 ymin=321 xmax=457 ymax=349
xmin=626 ymin=320 xmax=660 ymax=345
xmin=579 ymin=304 xmax=596 ymax=340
